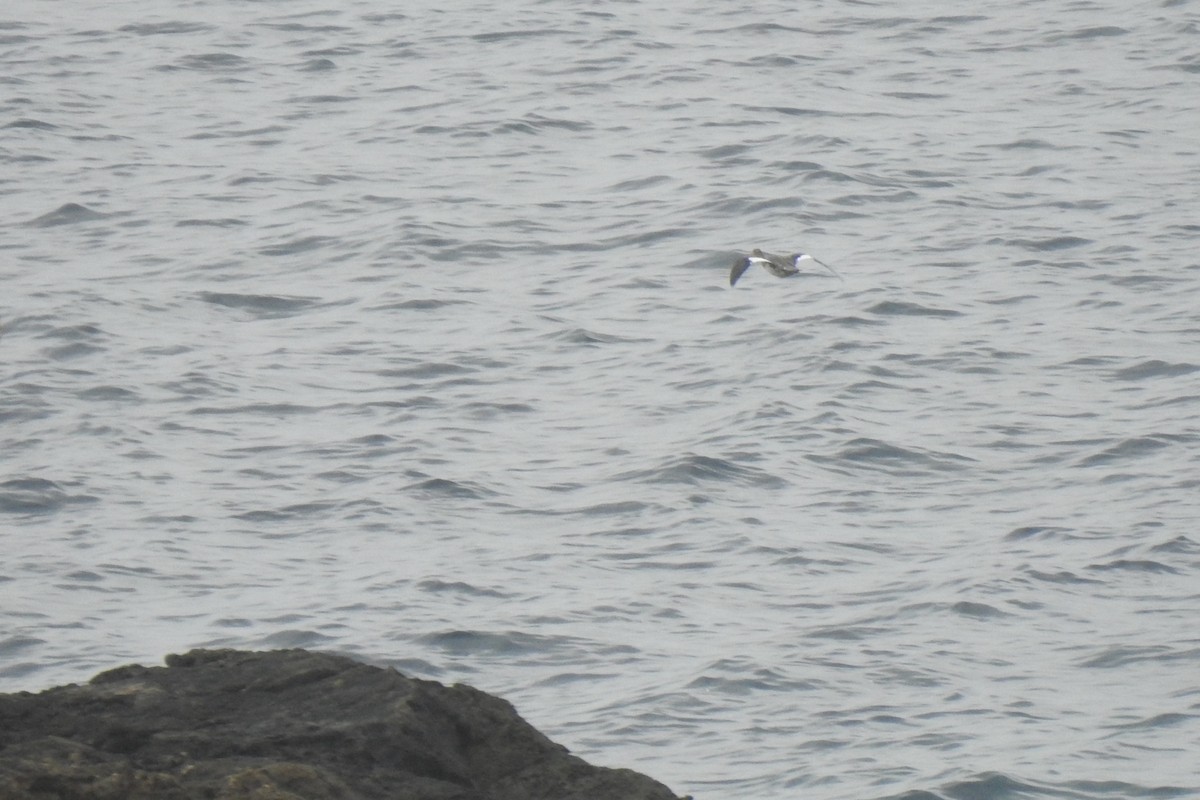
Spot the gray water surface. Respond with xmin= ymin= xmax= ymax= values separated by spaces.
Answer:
xmin=3 ymin=1 xmax=1199 ymax=798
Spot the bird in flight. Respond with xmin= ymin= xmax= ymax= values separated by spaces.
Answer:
xmin=730 ymin=248 xmax=843 ymax=287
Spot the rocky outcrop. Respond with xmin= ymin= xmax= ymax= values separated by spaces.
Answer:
xmin=0 ymin=648 xmax=686 ymax=800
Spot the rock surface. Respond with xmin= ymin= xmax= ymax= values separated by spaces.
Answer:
xmin=0 ymin=648 xmax=687 ymax=800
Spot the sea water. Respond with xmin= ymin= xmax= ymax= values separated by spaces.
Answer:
xmin=2 ymin=1 xmax=1199 ymax=798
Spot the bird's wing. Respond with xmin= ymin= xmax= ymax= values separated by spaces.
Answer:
xmin=730 ymin=257 xmax=753 ymax=286
xmin=812 ymin=257 xmax=844 ymax=282
xmin=816 ymin=257 xmax=844 ymax=283
xmin=794 ymin=253 xmax=845 ymax=282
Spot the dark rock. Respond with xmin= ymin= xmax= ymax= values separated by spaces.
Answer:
xmin=0 ymin=648 xmax=687 ymax=800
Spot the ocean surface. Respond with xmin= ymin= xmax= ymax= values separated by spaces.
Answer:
xmin=2 ymin=1 xmax=1199 ymax=798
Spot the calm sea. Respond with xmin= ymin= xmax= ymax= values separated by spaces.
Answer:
xmin=2 ymin=1 xmax=1199 ymax=798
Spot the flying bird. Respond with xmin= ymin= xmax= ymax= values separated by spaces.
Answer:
xmin=730 ymin=248 xmax=843 ymax=287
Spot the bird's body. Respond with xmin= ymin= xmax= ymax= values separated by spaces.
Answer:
xmin=730 ymin=248 xmax=843 ymax=287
